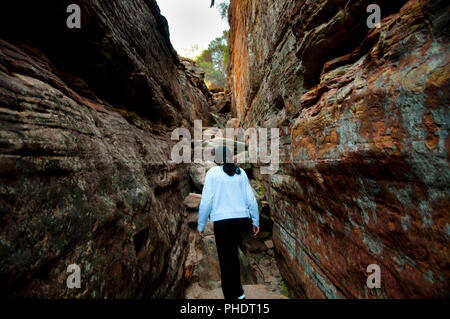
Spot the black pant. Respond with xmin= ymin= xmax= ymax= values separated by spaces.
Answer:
xmin=213 ymin=217 xmax=252 ymax=299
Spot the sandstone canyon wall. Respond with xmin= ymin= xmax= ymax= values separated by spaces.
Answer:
xmin=0 ymin=0 xmax=211 ymax=298
xmin=228 ymin=0 xmax=449 ymax=298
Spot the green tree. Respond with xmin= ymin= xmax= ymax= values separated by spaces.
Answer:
xmin=218 ymin=1 xmax=229 ymax=20
xmin=195 ymin=30 xmax=229 ymax=89
xmin=210 ymin=0 xmax=229 ymax=20
xmin=197 ymin=1 xmax=230 ymax=89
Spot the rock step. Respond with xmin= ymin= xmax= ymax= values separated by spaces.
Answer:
xmin=188 ymin=284 xmax=288 ymax=299
xmin=183 ymin=193 xmax=202 ymax=210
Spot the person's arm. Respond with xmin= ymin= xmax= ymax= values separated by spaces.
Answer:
xmin=197 ymin=170 xmax=214 ymax=234
xmin=243 ymin=171 xmax=259 ymax=232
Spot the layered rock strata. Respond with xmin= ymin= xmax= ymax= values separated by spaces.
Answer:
xmin=0 ymin=0 xmax=211 ymax=298
xmin=228 ymin=0 xmax=449 ymax=298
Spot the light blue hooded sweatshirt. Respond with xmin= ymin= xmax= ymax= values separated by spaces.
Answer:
xmin=197 ymin=166 xmax=259 ymax=232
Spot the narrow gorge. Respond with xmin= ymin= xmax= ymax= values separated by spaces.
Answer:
xmin=0 ymin=0 xmax=449 ymax=299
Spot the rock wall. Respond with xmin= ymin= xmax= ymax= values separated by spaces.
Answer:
xmin=228 ymin=0 xmax=449 ymax=298
xmin=0 ymin=0 xmax=211 ymax=297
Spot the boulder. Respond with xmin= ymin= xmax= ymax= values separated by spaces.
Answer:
xmin=183 ymin=193 xmax=202 ymax=210
xmin=242 ymin=237 xmax=269 ymax=253
xmin=264 ymin=240 xmax=274 ymax=250
xmin=188 ymin=161 xmax=217 ymax=190
xmin=256 ymin=232 xmax=272 ymax=241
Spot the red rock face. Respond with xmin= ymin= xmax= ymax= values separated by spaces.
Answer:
xmin=228 ymin=0 xmax=449 ymax=298
xmin=0 ymin=1 xmax=211 ymax=297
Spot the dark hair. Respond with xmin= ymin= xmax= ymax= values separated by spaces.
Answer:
xmin=215 ymin=146 xmax=241 ymax=176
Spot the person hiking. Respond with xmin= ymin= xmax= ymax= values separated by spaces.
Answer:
xmin=197 ymin=145 xmax=260 ymax=300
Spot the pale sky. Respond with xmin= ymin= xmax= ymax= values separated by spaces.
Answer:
xmin=157 ymin=0 xmax=229 ymax=59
